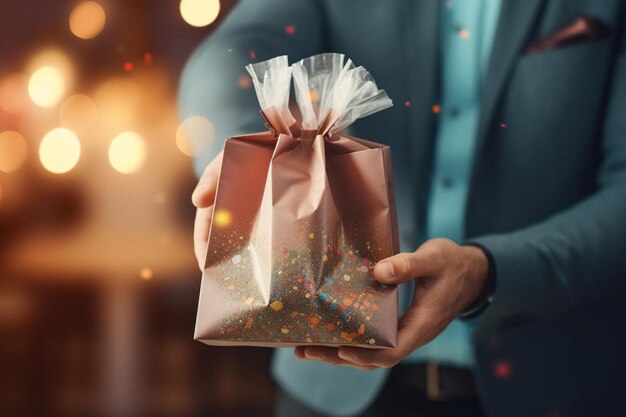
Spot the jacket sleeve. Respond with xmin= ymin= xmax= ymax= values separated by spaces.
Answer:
xmin=178 ymin=0 xmax=325 ymax=177
xmin=470 ymin=25 xmax=626 ymax=335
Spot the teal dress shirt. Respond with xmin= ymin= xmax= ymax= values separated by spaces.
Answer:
xmin=404 ymin=0 xmax=502 ymax=367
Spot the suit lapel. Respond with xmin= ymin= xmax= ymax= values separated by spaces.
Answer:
xmin=471 ymin=0 xmax=545 ymax=175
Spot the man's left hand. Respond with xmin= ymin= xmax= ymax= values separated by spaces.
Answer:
xmin=295 ymin=238 xmax=489 ymax=370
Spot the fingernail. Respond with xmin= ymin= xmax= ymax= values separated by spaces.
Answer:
xmin=339 ymin=351 xmax=356 ymax=361
xmin=305 ymin=352 xmax=324 ymax=361
xmin=375 ymin=261 xmax=394 ymax=281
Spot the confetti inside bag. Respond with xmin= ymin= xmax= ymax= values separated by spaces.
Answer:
xmin=194 ymin=53 xmax=399 ymax=348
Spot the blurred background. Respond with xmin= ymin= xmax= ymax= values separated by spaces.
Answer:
xmin=0 ymin=1 xmax=276 ymax=416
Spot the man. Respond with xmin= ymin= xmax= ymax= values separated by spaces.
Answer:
xmin=180 ymin=1 xmax=626 ymax=416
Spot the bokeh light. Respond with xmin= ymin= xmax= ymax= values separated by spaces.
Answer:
xmin=28 ymin=66 xmax=66 ymax=107
xmin=69 ymin=1 xmax=106 ymax=40
xmin=27 ymin=49 xmax=73 ymax=78
xmin=93 ymin=78 xmax=141 ymax=129
xmin=213 ymin=209 xmax=232 ymax=228
xmin=0 ymin=131 xmax=28 ymax=173
xmin=139 ymin=268 xmax=153 ymax=280
xmin=0 ymin=73 xmax=30 ymax=114
xmin=179 ymin=0 xmax=220 ymax=27
xmin=59 ymin=94 xmax=98 ymax=134
xmin=39 ymin=128 xmax=81 ymax=174
xmin=108 ymin=131 xmax=146 ymax=174
xmin=493 ymin=360 xmax=512 ymax=379
xmin=176 ymin=116 xmax=215 ymax=157
xmin=238 ymin=74 xmax=251 ymax=89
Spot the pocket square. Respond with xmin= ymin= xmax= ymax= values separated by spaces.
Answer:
xmin=524 ymin=16 xmax=610 ymax=55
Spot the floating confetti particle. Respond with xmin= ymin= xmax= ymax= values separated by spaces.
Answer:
xmin=493 ymin=360 xmax=512 ymax=379
xmin=249 ymin=49 xmax=256 ymax=59
xmin=310 ymin=316 xmax=320 ymax=326
xmin=323 ymin=254 xmax=328 ymax=262
xmin=341 ymin=332 xmax=357 ymax=342
xmin=404 ymin=100 xmax=411 ymax=107
xmin=245 ymin=297 xmax=254 ymax=305
xmin=358 ymin=325 xmax=366 ymax=335
xmin=281 ymin=327 xmax=290 ymax=334
xmin=500 ymin=122 xmax=507 ymax=129
xmin=458 ymin=29 xmax=470 ymax=39
xmin=309 ymin=232 xmax=315 ymax=239
xmin=326 ymin=323 xmax=335 ymax=330
xmin=309 ymin=88 xmax=319 ymax=103
xmin=432 ymin=104 xmax=441 ymax=113
xmin=244 ymin=317 xmax=254 ymax=329
xmin=285 ymin=24 xmax=296 ymax=35
xmin=270 ymin=300 xmax=284 ymax=311
xmin=231 ymin=254 xmax=242 ymax=264
xmin=343 ymin=274 xmax=351 ymax=281
xmin=343 ymin=299 xmax=352 ymax=306
xmin=368 ymin=339 xmax=375 ymax=345
xmin=358 ymin=265 xmax=369 ymax=273
xmin=124 ymin=61 xmax=133 ymax=72
xmin=238 ymin=75 xmax=251 ymax=89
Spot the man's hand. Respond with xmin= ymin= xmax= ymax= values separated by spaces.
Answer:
xmin=192 ymin=152 xmax=223 ymax=270
xmin=295 ymin=238 xmax=489 ymax=370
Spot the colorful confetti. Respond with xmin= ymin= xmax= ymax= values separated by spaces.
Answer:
xmin=206 ymin=224 xmax=395 ymax=347
xmin=270 ymin=300 xmax=283 ymax=311
xmin=493 ymin=360 xmax=512 ymax=379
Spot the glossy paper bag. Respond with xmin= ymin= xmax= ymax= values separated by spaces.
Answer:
xmin=195 ymin=53 xmax=399 ymax=348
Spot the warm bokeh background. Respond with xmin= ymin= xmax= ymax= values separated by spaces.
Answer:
xmin=0 ymin=1 xmax=276 ymax=416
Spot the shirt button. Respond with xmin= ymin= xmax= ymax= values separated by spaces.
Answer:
xmin=442 ymin=177 xmax=454 ymax=189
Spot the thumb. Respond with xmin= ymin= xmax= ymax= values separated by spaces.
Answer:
xmin=373 ymin=251 xmax=436 ymax=284
xmin=191 ymin=152 xmax=222 ymax=208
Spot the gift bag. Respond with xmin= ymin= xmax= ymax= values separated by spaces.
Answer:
xmin=194 ymin=53 xmax=399 ymax=348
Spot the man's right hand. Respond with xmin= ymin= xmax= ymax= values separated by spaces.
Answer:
xmin=192 ymin=152 xmax=223 ymax=270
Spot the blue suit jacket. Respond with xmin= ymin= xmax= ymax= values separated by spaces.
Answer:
xmin=180 ymin=1 xmax=626 ymax=415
